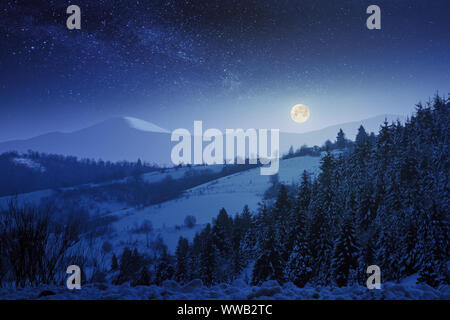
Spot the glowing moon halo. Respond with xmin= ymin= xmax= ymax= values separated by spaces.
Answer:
xmin=290 ymin=104 xmax=310 ymax=123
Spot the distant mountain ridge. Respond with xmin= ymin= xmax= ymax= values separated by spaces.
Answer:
xmin=279 ymin=114 xmax=405 ymax=151
xmin=0 ymin=117 xmax=173 ymax=164
xmin=0 ymin=114 xmax=405 ymax=164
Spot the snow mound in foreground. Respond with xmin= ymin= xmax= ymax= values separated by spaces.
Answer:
xmin=1 ymin=279 xmax=448 ymax=300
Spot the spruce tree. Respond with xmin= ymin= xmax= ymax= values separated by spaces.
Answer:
xmin=309 ymin=151 xmax=336 ymax=284
xmin=154 ymin=253 xmax=175 ymax=285
xmin=111 ymin=253 xmax=119 ymax=271
xmin=133 ymin=266 xmax=151 ymax=286
xmin=331 ymin=218 xmax=359 ymax=287
xmin=199 ymin=224 xmax=217 ymax=286
xmin=230 ymin=208 xmax=252 ymax=278
xmin=288 ymin=171 xmax=312 ymax=250
xmin=175 ymin=237 xmax=189 ymax=283
xmin=336 ymin=128 xmax=347 ymax=149
xmin=273 ymin=184 xmax=293 ymax=263
xmin=286 ymin=179 xmax=311 ymax=287
xmin=213 ymin=208 xmax=233 ymax=255
xmin=285 ymin=170 xmax=313 ymax=287
xmin=251 ymin=226 xmax=284 ymax=285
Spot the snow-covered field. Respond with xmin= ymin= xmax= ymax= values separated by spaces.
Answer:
xmin=0 ymin=188 xmax=54 ymax=207
xmin=1 ymin=277 xmax=448 ymax=300
xmin=109 ymin=156 xmax=321 ymax=252
xmin=0 ymin=163 xmax=223 ymax=207
xmin=0 ymin=155 xmax=321 ymax=253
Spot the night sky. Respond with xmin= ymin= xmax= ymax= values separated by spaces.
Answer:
xmin=1 ymin=0 xmax=449 ymax=141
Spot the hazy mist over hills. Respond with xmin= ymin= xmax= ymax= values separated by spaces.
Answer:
xmin=0 ymin=114 xmax=404 ymax=164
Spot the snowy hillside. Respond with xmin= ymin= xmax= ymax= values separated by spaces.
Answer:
xmin=108 ymin=155 xmax=321 ymax=252
xmin=123 ymin=117 xmax=170 ymax=133
xmin=0 ymin=97 xmax=447 ymax=299
xmin=0 ymin=155 xmax=321 ymax=253
xmin=0 ymin=163 xmax=223 ymax=208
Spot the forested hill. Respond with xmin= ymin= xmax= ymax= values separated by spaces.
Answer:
xmin=169 ymin=95 xmax=449 ymax=288
xmin=0 ymin=152 xmax=159 ymax=197
xmin=0 ymin=95 xmax=447 ymax=294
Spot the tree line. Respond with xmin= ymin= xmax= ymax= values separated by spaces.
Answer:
xmin=166 ymin=95 xmax=448 ymax=288
xmin=0 ymin=151 xmax=159 ymax=197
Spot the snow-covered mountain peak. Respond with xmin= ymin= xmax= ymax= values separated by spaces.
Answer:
xmin=123 ymin=116 xmax=170 ymax=133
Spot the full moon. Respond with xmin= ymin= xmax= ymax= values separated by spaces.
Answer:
xmin=290 ymin=104 xmax=310 ymax=123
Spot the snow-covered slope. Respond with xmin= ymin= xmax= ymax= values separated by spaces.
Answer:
xmin=0 ymin=154 xmax=321 ymax=252
xmin=0 ymin=163 xmax=223 ymax=212
xmin=109 ymin=155 xmax=321 ymax=251
xmin=123 ymin=117 xmax=169 ymax=133
xmin=140 ymin=164 xmax=224 ymax=184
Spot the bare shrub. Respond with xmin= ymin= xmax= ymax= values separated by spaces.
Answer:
xmin=184 ymin=215 xmax=197 ymax=228
xmin=0 ymin=200 xmax=84 ymax=287
xmin=130 ymin=219 xmax=153 ymax=234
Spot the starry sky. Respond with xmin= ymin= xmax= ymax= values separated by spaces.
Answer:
xmin=0 ymin=0 xmax=449 ymax=141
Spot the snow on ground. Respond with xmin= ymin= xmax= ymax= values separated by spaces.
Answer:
xmin=0 ymin=189 xmax=54 ymax=208
xmin=1 ymin=278 xmax=448 ymax=300
xmin=12 ymin=157 xmax=46 ymax=172
xmin=157 ymin=225 xmax=205 ymax=252
xmin=109 ymin=156 xmax=321 ymax=252
xmin=0 ymin=155 xmax=321 ymax=253
xmin=140 ymin=164 xmax=224 ymax=184
xmin=123 ymin=116 xmax=170 ymax=133
xmin=0 ymin=163 xmax=222 ymax=210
